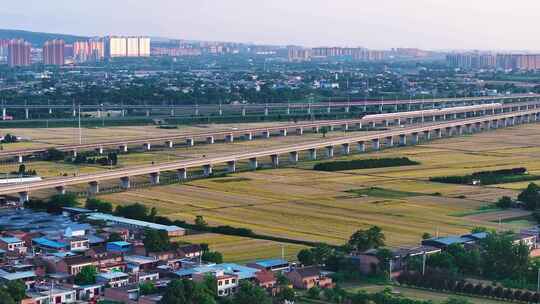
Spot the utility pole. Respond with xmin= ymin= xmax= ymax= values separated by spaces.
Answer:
xmin=78 ymin=103 xmax=82 ymax=145
xmin=422 ymin=253 xmax=427 ymax=275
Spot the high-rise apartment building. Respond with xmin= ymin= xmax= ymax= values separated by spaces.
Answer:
xmin=43 ymin=39 xmax=65 ymax=65
xmin=7 ymin=39 xmax=31 ymax=67
xmin=0 ymin=40 xmax=9 ymax=59
xmin=104 ymin=36 xmax=150 ymax=58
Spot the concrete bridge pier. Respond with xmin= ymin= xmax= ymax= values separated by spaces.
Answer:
xmin=88 ymin=181 xmax=99 ymax=195
xmin=72 ymin=150 xmax=78 ymax=157
xmin=435 ymin=129 xmax=442 ymax=138
xmin=96 ymin=147 xmax=104 ymax=155
xmin=342 ymin=143 xmax=350 ymax=155
xmin=286 ymin=107 xmax=290 ymax=115
xmin=345 ymin=106 xmax=350 ymax=113
xmin=355 ymin=122 xmax=362 ymax=129
xmin=369 ymin=121 xmax=376 ymax=129
xmin=264 ymin=107 xmax=269 ymax=116
xmin=165 ymin=141 xmax=174 ymax=148
xmin=271 ymin=154 xmax=280 ymax=167
xmin=328 ymin=125 xmax=335 ymax=131
xmin=19 ymin=191 xmax=29 ymax=204
xmin=312 ymin=126 xmax=319 ymax=133
xmin=249 ymin=158 xmax=258 ymax=170
xmin=206 ymin=136 xmax=215 ymax=144
xmin=177 ymin=168 xmax=187 ymax=180
xmin=423 ymin=130 xmax=431 ymax=141
xmin=170 ymin=109 xmax=175 ymax=116
xmin=280 ymin=129 xmax=288 ymax=136
xmin=120 ymin=177 xmax=131 ymax=189
xmin=72 ymin=108 xmax=77 ymax=117
xmin=357 ymin=141 xmax=366 ymax=152
xmin=2 ymin=108 xmax=6 ymax=120
xmin=244 ymin=133 xmax=253 ymax=141
xmin=143 ymin=143 xmax=151 ymax=151
xmin=456 ymin=126 xmax=463 ymax=135
xmin=372 ymin=138 xmax=380 ymax=150
xmin=399 ymin=134 xmax=407 ymax=146
xmin=203 ymin=164 xmax=213 ymax=176
xmin=242 ymin=108 xmax=246 ymax=117
xmin=326 ymin=146 xmax=334 ymax=158
xmin=55 ymin=186 xmax=66 ymax=195
xmin=146 ymin=110 xmax=150 ymax=117
xmin=17 ymin=155 xmax=23 ymax=163
xmin=343 ymin=124 xmax=349 ymax=131
xmin=289 ymin=151 xmax=299 ymax=163
xmin=119 ymin=145 xmax=128 ymax=153
xmin=149 ymin=172 xmax=160 ymax=185
xmin=411 ymin=133 xmax=419 ymax=145
xmin=263 ymin=130 xmax=271 ymax=138
xmin=24 ymin=108 xmax=29 ymax=120
xmin=296 ymin=128 xmax=304 ymax=135
xmin=466 ymin=124 xmax=473 ymax=133
xmin=49 ymin=108 xmax=53 ymax=115
xmin=227 ymin=161 xmax=237 ymax=173
xmin=386 ymin=136 xmax=394 ymax=147
xmin=308 ymin=148 xmax=317 ymax=160
xmin=394 ymin=119 xmax=401 ymax=126
xmin=225 ymin=134 xmax=234 ymax=143
xmin=186 ymin=138 xmax=195 ymax=147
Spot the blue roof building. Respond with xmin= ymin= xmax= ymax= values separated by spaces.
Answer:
xmin=246 ymin=258 xmax=290 ymax=272
xmin=106 ymin=241 xmax=132 ymax=253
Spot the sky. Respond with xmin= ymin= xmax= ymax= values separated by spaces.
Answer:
xmin=1 ymin=0 xmax=539 ymax=51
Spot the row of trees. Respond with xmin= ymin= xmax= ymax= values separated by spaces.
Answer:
xmin=398 ymin=270 xmax=540 ymax=303
xmin=159 ymin=278 xmax=294 ymax=304
xmin=313 ymin=157 xmax=419 ymax=172
xmin=1 ymin=133 xmax=18 ymax=144
xmin=71 ymin=152 xmax=118 ymax=166
xmin=430 ymin=167 xmax=530 ymax=185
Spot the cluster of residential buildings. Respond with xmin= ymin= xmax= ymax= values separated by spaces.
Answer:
xmin=446 ymin=52 xmax=540 ymax=70
xmin=351 ymin=229 xmax=540 ymax=277
xmin=0 ymin=36 xmax=150 ymax=67
xmin=0 ymin=206 xmax=333 ymax=303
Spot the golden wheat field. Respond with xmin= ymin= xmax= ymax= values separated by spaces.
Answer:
xmin=91 ymin=124 xmax=540 ymax=262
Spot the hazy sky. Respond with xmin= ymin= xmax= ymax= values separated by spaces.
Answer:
xmin=2 ymin=0 xmax=539 ymax=50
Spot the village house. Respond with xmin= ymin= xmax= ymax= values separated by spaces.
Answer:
xmin=285 ymin=266 xmax=333 ymax=290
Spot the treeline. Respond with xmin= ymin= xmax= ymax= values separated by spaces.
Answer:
xmin=430 ymin=167 xmax=533 ymax=185
xmin=69 ymin=152 xmax=118 ymax=166
xmin=313 ymin=157 xmax=419 ymax=172
xmin=398 ymin=270 xmax=540 ymax=303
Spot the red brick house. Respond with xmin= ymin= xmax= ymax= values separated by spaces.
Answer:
xmin=285 ymin=266 xmax=333 ymax=290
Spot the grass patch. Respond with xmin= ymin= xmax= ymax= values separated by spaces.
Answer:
xmin=346 ymin=187 xmax=429 ymax=199
xmin=430 ymin=167 xmax=540 ymax=185
xmin=450 ymin=206 xmax=502 ymax=217
xmin=313 ymin=157 xmax=419 ymax=171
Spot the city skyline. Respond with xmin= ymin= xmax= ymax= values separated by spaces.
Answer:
xmin=2 ymin=0 xmax=540 ymax=51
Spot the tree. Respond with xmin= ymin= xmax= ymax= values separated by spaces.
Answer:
xmin=139 ymin=281 xmax=156 ymax=295
xmin=143 ymin=229 xmax=171 ymax=253
xmin=44 ymin=148 xmax=65 ymax=161
xmin=518 ymin=183 xmax=540 ymax=210
xmin=85 ymin=198 xmax=113 ymax=213
xmin=18 ymin=164 xmax=25 ymax=175
xmin=348 ymin=226 xmax=385 ymax=252
xmin=307 ymin=286 xmax=321 ymax=299
xmin=107 ymin=232 xmax=123 ymax=242
xmin=201 ymin=251 xmax=223 ymax=264
xmin=276 ymin=273 xmax=291 ymax=286
xmin=5 ymin=280 xmax=26 ymax=302
xmin=115 ymin=203 xmax=149 ymax=220
xmin=312 ymin=244 xmax=333 ymax=265
xmin=195 ymin=215 xmax=208 ymax=228
xmin=297 ymin=248 xmax=315 ymax=266
xmin=422 ymin=232 xmax=433 ymax=240
xmin=74 ymin=265 xmax=97 ymax=285
xmin=159 ymin=279 xmax=216 ymax=304
xmin=0 ymin=289 xmax=15 ymax=304
xmin=47 ymin=193 xmax=78 ymax=213
xmin=495 ymin=196 xmax=512 ymax=209
xmin=275 ymin=287 xmax=295 ymax=303
xmin=233 ymin=281 xmax=271 ymax=304
xmin=320 ymin=126 xmax=329 ymax=138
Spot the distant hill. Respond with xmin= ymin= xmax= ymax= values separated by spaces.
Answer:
xmin=0 ymin=29 xmax=89 ymax=46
